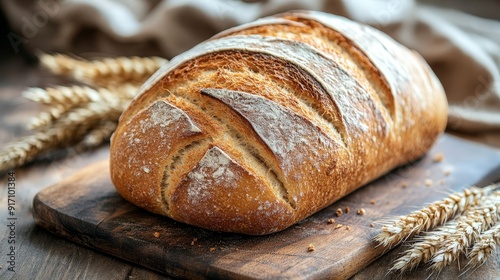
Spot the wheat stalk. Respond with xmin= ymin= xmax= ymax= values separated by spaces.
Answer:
xmin=24 ymin=85 xmax=104 ymax=105
xmin=375 ymin=186 xmax=495 ymax=248
xmin=38 ymin=53 xmax=81 ymax=76
xmin=75 ymin=56 xmax=167 ymax=86
xmin=0 ymin=128 xmax=74 ymax=172
xmin=39 ymin=53 xmax=166 ymax=87
xmin=1 ymin=53 xmax=162 ymax=173
xmin=391 ymin=196 xmax=500 ymax=273
xmin=390 ymin=189 xmax=500 ymax=272
xmin=466 ymin=224 xmax=500 ymax=268
xmin=390 ymin=228 xmax=454 ymax=273
xmin=74 ymin=121 xmax=117 ymax=151
xmin=0 ymin=101 xmax=124 ymax=173
xmin=430 ymin=203 xmax=499 ymax=271
xmin=28 ymin=104 xmax=67 ymax=129
xmin=24 ymin=84 xmax=139 ymax=106
xmin=25 ymin=84 xmax=139 ymax=129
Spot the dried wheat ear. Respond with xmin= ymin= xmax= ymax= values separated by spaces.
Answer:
xmin=374 ymin=183 xmax=500 ymax=274
xmin=0 ymin=53 xmax=167 ymax=174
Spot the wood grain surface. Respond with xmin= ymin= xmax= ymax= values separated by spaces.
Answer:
xmin=32 ymin=134 xmax=500 ymax=280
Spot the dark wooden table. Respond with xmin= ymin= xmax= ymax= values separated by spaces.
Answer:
xmin=1 ymin=55 xmax=499 ymax=280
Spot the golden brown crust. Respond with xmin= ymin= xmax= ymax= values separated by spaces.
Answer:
xmin=110 ymin=11 xmax=448 ymax=235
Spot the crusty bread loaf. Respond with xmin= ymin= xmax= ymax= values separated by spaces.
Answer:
xmin=109 ymin=11 xmax=448 ymax=235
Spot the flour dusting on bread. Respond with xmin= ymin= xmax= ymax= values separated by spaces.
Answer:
xmin=186 ymin=147 xmax=238 ymax=205
xmin=110 ymin=11 xmax=447 ymax=235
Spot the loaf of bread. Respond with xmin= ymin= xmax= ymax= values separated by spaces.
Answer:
xmin=109 ymin=11 xmax=447 ymax=235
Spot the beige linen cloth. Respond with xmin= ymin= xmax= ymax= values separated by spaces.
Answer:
xmin=2 ymin=0 xmax=500 ymax=143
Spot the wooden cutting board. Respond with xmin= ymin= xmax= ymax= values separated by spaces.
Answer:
xmin=33 ymin=134 xmax=500 ymax=279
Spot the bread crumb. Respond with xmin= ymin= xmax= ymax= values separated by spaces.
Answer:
xmin=327 ymin=218 xmax=335 ymax=224
xmin=444 ymin=169 xmax=452 ymax=176
xmin=153 ymin=232 xmax=160 ymax=238
xmin=191 ymin=238 xmax=198 ymax=245
xmin=370 ymin=199 xmax=376 ymax=205
xmin=414 ymin=181 xmax=420 ymax=186
xmin=346 ymin=225 xmax=351 ymax=230
xmin=424 ymin=179 xmax=433 ymax=187
xmin=370 ymin=223 xmax=374 ymax=228
xmin=439 ymin=179 xmax=445 ymax=185
xmin=335 ymin=224 xmax=343 ymax=229
xmin=308 ymin=244 xmax=315 ymax=252
xmin=345 ymin=206 xmax=350 ymax=213
xmin=336 ymin=208 xmax=343 ymax=216
xmin=433 ymin=153 xmax=444 ymax=163
xmin=210 ymin=247 xmax=216 ymax=252
xmin=401 ymin=182 xmax=408 ymax=188
xmin=357 ymin=208 xmax=366 ymax=215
